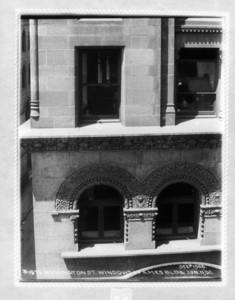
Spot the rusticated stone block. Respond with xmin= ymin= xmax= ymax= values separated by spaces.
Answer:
xmin=141 ymin=115 xmax=160 ymax=126
xmin=48 ymin=106 xmax=75 ymax=117
xmin=125 ymin=49 xmax=155 ymax=66
xmin=54 ymin=116 xmax=76 ymax=128
xmin=31 ymin=117 xmax=54 ymax=128
xmin=38 ymin=36 xmax=68 ymax=50
xmin=47 ymin=76 xmax=75 ymax=92
xmin=40 ymin=91 xmax=69 ymax=106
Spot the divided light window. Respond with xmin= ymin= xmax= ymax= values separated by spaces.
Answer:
xmin=176 ymin=48 xmax=220 ymax=117
xmin=79 ymin=48 xmax=121 ymax=122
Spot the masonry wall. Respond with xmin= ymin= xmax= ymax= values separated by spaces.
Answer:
xmin=32 ymin=18 xmax=161 ymax=128
xmin=30 ymin=147 xmax=221 ymax=277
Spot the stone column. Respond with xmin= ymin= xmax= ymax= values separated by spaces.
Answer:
xmin=200 ymin=205 xmax=222 ymax=246
xmin=124 ymin=208 xmax=158 ymax=250
xmin=161 ymin=18 xmax=175 ymax=125
xmin=29 ymin=19 xmax=39 ymax=118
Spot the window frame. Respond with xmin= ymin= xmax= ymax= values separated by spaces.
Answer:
xmin=176 ymin=48 xmax=220 ymax=118
xmin=156 ymin=184 xmax=200 ymax=240
xmin=79 ymin=186 xmax=124 ymax=244
xmin=78 ymin=47 xmax=122 ymax=124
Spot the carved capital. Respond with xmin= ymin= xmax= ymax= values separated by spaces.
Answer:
xmin=200 ymin=205 xmax=222 ymax=218
xmin=124 ymin=208 xmax=158 ymax=220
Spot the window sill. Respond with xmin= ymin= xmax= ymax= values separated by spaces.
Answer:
xmin=20 ymin=118 xmax=222 ymax=139
xmin=61 ymin=240 xmax=221 ymax=259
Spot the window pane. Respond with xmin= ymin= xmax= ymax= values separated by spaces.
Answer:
xmin=82 ymin=86 xmax=119 ymax=116
xmin=86 ymin=52 xmax=98 ymax=83
xmin=103 ymin=206 xmax=121 ymax=231
xmin=177 ymin=93 xmax=216 ymax=112
xmin=177 ymin=48 xmax=219 ymax=114
xmin=156 ymin=204 xmax=173 ymax=235
xmin=177 ymin=203 xmax=194 ymax=235
xmin=81 ymin=206 xmax=99 ymax=238
xmin=85 ymin=50 xmax=119 ymax=84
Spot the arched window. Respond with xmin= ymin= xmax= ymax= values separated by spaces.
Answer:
xmin=156 ymin=183 xmax=199 ymax=240
xmin=22 ymin=30 xmax=26 ymax=52
xmin=79 ymin=185 xmax=124 ymax=243
xmin=22 ymin=64 xmax=27 ymax=89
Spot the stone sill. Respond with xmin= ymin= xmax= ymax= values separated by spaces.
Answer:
xmin=19 ymin=118 xmax=222 ymax=139
xmin=61 ymin=240 xmax=221 ymax=259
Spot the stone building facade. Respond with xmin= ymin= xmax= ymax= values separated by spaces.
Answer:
xmin=20 ymin=17 xmax=222 ymax=281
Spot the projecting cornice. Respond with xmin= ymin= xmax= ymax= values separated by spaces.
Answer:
xmin=175 ymin=18 xmax=223 ymax=33
xmin=21 ymin=133 xmax=221 ymax=152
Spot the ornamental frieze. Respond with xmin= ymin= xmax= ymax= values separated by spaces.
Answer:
xmin=21 ymin=134 xmax=221 ymax=152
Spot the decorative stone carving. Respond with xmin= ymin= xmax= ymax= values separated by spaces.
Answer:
xmin=146 ymin=162 xmax=219 ymax=207
xmin=55 ymin=199 xmax=70 ymax=211
xmin=209 ymin=190 xmax=222 ymax=205
xmin=55 ymin=164 xmax=140 ymax=210
xmin=21 ymin=134 xmax=221 ymax=152
xmin=132 ymin=195 xmax=150 ymax=208
xmin=54 ymin=162 xmax=220 ymax=211
xmin=124 ymin=209 xmax=158 ymax=220
xmin=200 ymin=205 xmax=222 ymax=218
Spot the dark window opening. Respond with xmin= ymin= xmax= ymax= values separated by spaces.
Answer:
xmin=79 ymin=185 xmax=123 ymax=243
xmin=156 ymin=183 xmax=199 ymax=239
xmin=79 ymin=48 xmax=121 ymax=122
xmin=22 ymin=64 xmax=27 ymax=89
xmin=176 ymin=48 xmax=220 ymax=117
xmin=22 ymin=30 xmax=27 ymax=52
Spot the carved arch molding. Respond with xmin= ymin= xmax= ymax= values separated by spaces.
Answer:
xmin=55 ymin=163 xmax=221 ymax=210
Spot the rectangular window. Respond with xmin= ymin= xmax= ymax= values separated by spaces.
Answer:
xmin=79 ymin=48 xmax=121 ymax=122
xmin=176 ymin=48 xmax=220 ymax=117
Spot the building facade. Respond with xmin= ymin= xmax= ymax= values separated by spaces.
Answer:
xmin=20 ymin=17 xmax=222 ymax=281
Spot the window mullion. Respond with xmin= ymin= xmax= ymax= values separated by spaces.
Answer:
xmin=99 ymin=205 xmax=104 ymax=238
xmin=173 ymin=204 xmax=178 ymax=235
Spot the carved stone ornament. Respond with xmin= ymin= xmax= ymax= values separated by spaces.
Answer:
xmin=124 ymin=209 xmax=158 ymax=220
xmin=200 ymin=205 xmax=222 ymax=218
xmin=55 ymin=162 xmax=220 ymax=211
xmin=21 ymin=133 xmax=221 ymax=152
xmin=146 ymin=162 xmax=219 ymax=207
xmin=132 ymin=195 xmax=150 ymax=208
xmin=209 ymin=190 xmax=222 ymax=205
xmin=55 ymin=164 xmax=140 ymax=210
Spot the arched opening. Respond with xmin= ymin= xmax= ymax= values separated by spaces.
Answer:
xmin=156 ymin=182 xmax=199 ymax=240
xmin=78 ymin=185 xmax=124 ymax=243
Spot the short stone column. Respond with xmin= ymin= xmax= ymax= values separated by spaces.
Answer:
xmin=200 ymin=205 xmax=222 ymax=245
xmin=29 ymin=19 xmax=40 ymax=118
xmin=51 ymin=210 xmax=80 ymax=251
xmin=124 ymin=208 xmax=158 ymax=250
